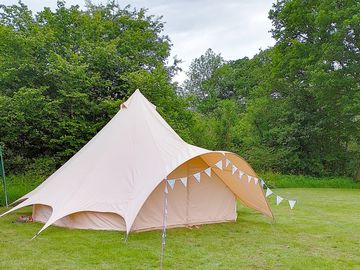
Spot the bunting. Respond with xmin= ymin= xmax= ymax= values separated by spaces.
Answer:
xmin=260 ymin=178 xmax=297 ymax=209
xmin=163 ymin=157 xmax=297 ymax=210
xmin=276 ymin=195 xmax=284 ymax=205
xmin=260 ymin=179 xmax=265 ymax=187
xmin=266 ymin=188 xmax=273 ymax=197
xmin=204 ymin=168 xmax=211 ymax=177
xmin=194 ymin=172 xmax=201 ymax=183
xmin=288 ymin=200 xmax=296 ymax=209
xmin=167 ymin=179 xmax=176 ymax=190
xmin=226 ymin=159 xmax=230 ymax=167
xmin=180 ymin=177 xmax=187 ymax=187
xmin=232 ymin=165 xmax=237 ymax=175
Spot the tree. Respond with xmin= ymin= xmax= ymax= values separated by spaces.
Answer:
xmin=185 ymin=0 xmax=359 ymax=177
xmin=181 ymin=48 xmax=225 ymax=113
xmin=268 ymin=0 xmax=360 ymax=176
xmin=0 ymin=1 xmax=189 ymax=173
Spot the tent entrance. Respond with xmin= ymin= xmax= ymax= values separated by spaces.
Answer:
xmin=131 ymin=156 xmax=237 ymax=232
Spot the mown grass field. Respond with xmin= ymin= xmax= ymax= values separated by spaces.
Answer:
xmin=0 ymin=188 xmax=359 ymax=269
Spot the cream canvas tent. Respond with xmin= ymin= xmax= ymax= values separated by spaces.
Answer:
xmin=1 ymin=90 xmax=273 ymax=236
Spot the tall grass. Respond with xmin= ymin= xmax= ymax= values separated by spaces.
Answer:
xmin=260 ymin=172 xmax=360 ymax=189
xmin=0 ymin=173 xmax=44 ymax=206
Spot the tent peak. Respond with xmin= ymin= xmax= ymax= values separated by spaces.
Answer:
xmin=120 ymin=89 xmax=156 ymax=110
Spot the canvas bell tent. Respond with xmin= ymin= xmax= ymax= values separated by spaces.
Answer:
xmin=1 ymin=90 xmax=273 ymax=236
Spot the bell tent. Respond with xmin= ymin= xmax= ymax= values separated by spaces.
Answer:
xmin=1 ymin=90 xmax=273 ymax=236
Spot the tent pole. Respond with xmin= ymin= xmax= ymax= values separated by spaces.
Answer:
xmin=160 ymin=179 xmax=168 ymax=270
xmin=124 ymin=232 xmax=129 ymax=242
xmin=0 ymin=146 xmax=8 ymax=207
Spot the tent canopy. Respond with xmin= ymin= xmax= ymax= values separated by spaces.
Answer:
xmin=1 ymin=90 xmax=272 ymax=235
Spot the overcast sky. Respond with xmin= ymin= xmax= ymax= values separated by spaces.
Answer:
xmin=2 ymin=0 xmax=276 ymax=82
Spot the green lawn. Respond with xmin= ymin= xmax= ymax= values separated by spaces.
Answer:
xmin=0 ymin=188 xmax=359 ymax=269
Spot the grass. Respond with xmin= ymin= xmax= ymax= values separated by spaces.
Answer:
xmin=0 ymin=173 xmax=43 ymax=206
xmin=0 ymin=188 xmax=359 ymax=269
xmin=260 ymin=173 xmax=360 ymax=189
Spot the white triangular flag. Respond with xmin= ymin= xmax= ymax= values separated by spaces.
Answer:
xmin=232 ymin=165 xmax=237 ymax=175
xmin=265 ymin=188 xmax=273 ymax=197
xmin=215 ymin=160 xmax=223 ymax=170
xmin=276 ymin=195 xmax=284 ymax=205
xmin=194 ymin=172 xmax=201 ymax=183
xmin=248 ymin=176 xmax=252 ymax=183
xmin=204 ymin=167 xmax=211 ymax=177
xmin=164 ymin=185 xmax=168 ymax=194
xmin=238 ymin=170 xmax=244 ymax=179
xmin=254 ymin=177 xmax=259 ymax=185
xmin=180 ymin=177 xmax=187 ymax=187
xmin=167 ymin=179 xmax=176 ymax=190
xmin=288 ymin=200 xmax=296 ymax=209
xmin=226 ymin=159 xmax=230 ymax=167
xmin=260 ymin=179 xmax=265 ymax=187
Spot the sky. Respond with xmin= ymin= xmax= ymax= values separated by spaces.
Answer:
xmin=2 ymin=0 xmax=276 ymax=82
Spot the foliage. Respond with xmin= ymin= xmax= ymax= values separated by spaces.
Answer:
xmin=0 ymin=0 xmax=359 ymax=179
xmin=181 ymin=48 xmax=225 ymax=113
xmin=0 ymin=1 xmax=188 ymax=173
xmin=267 ymin=0 xmax=360 ymax=176
xmin=183 ymin=0 xmax=360 ymax=177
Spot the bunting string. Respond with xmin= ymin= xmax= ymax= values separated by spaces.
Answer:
xmin=260 ymin=178 xmax=297 ymax=209
xmin=165 ymin=156 xmax=297 ymax=210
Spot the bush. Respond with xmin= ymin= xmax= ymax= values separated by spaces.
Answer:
xmin=26 ymin=157 xmax=57 ymax=177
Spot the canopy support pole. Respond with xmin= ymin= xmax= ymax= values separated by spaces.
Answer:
xmin=160 ymin=179 xmax=168 ymax=270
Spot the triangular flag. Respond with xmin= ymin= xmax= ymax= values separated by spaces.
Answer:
xmin=232 ymin=165 xmax=237 ymax=175
xmin=204 ymin=168 xmax=211 ymax=177
xmin=288 ymin=200 xmax=296 ymax=209
xmin=238 ymin=170 xmax=244 ymax=179
xmin=180 ymin=177 xmax=187 ymax=187
xmin=215 ymin=160 xmax=223 ymax=170
xmin=254 ymin=178 xmax=259 ymax=185
xmin=226 ymin=159 xmax=230 ymax=167
xmin=243 ymin=174 xmax=248 ymax=182
xmin=194 ymin=172 xmax=201 ymax=183
xmin=276 ymin=195 xmax=284 ymax=205
xmin=248 ymin=176 xmax=252 ymax=183
xmin=265 ymin=188 xmax=273 ymax=197
xmin=260 ymin=179 xmax=265 ymax=187
xmin=164 ymin=185 xmax=168 ymax=194
xmin=167 ymin=179 xmax=176 ymax=190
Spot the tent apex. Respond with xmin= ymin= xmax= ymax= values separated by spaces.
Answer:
xmin=121 ymin=89 xmax=156 ymax=110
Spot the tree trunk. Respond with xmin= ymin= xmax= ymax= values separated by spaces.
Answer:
xmin=355 ymin=161 xmax=360 ymax=182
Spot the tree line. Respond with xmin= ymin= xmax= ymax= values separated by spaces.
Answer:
xmin=0 ymin=1 xmax=359 ymax=179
